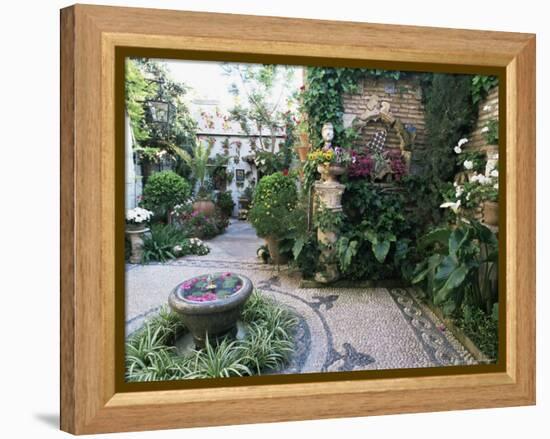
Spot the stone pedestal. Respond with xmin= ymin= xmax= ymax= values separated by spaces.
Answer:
xmin=314 ymin=171 xmax=345 ymax=283
xmin=126 ymin=227 xmax=149 ymax=264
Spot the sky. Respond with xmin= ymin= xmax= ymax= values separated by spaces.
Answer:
xmin=157 ymin=58 xmax=303 ymax=112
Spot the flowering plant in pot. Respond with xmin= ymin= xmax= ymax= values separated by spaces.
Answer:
xmin=126 ymin=207 xmax=153 ymax=231
xmin=248 ymin=172 xmax=298 ymax=264
xmin=293 ymin=116 xmax=310 ymax=162
xmin=307 ymin=147 xmax=350 ymax=182
xmin=125 ymin=207 xmax=153 ymax=264
xmin=441 ymin=166 xmax=499 ymax=226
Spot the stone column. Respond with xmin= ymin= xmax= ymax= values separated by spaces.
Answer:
xmin=314 ymin=164 xmax=345 ymax=283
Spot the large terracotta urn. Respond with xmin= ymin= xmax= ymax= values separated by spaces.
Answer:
xmin=265 ymin=236 xmax=288 ymax=265
xmin=193 ymin=199 xmax=216 ymax=216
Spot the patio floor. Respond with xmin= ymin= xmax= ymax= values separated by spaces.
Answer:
xmin=125 ymin=220 xmax=476 ymax=373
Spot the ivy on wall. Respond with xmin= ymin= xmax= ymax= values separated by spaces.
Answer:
xmin=301 ymin=67 xmax=406 ymax=148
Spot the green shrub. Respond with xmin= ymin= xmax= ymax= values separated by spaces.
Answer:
xmin=421 ymin=74 xmax=477 ymax=181
xmin=216 ymin=192 xmax=235 ymax=218
xmin=456 ymin=305 xmax=499 ymax=360
xmin=125 ymin=291 xmax=297 ymax=381
xmin=337 ymin=181 xmax=414 ymax=280
xmin=249 ymin=172 xmax=298 ymax=237
xmin=411 ymin=220 xmax=498 ymax=316
xmin=141 ymin=171 xmax=191 ymax=220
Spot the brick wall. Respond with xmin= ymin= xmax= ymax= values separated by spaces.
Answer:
xmin=342 ymin=76 xmax=426 ymax=155
xmin=465 ymin=86 xmax=499 ymax=158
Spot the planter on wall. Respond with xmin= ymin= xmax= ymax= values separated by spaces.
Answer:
xmin=295 ymin=145 xmax=310 ymax=162
xmin=482 ymin=200 xmax=499 ymax=226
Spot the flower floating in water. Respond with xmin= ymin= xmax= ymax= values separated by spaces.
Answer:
xmin=186 ymin=292 xmax=218 ymax=302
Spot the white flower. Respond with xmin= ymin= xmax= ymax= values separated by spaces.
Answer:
xmin=470 ymin=173 xmax=480 ymax=183
xmin=464 ymin=160 xmax=474 ymax=170
xmin=173 ymin=245 xmax=182 ymax=253
xmin=126 ymin=207 xmax=152 ymax=223
xmin=458 ymin=138 xmax=469 ymax=147
xmin=483 ymin=105 xmax=492 ymax=111
xmin=440 ymin=200 xmax=461 ymax=213
xmin=454 ymin=146 xmax=462 ymax=154
xmin=490 ymin=169 xmax=499 ymax=178
xmin=466 ymin=192 xmax=471 ymax=201
xmin=481 ymin=175 xmax=492 ymax=185
xmin=455 ymin=185 xmax=464 ymax=197
xmin=481 ymin=126 xmax=489 ymax=133
xmin=494 ymin=183 xmax=499 ymax=190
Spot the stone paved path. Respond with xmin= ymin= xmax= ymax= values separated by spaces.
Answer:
xmin=126 ymin=221 xmax=476 ymax=374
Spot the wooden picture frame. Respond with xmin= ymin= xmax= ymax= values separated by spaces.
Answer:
xmin=60 ymin=4 xmax=536 ymax=434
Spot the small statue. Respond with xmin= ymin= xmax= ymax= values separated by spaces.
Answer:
xmin=321 ymin=122 xmax=334 ymax=151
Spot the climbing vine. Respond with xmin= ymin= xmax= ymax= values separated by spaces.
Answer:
xmin=471 ymin=75 xmax=498 ymax=105
xmin=301 ymin=67 xmax=407 ymax=149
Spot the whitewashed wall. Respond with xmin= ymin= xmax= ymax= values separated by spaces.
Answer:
xmin=191 ymin=99 xmax=285 ymax=216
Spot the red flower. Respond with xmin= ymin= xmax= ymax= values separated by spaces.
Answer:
xmin=282 ymin=169 xmax=289 ymax=176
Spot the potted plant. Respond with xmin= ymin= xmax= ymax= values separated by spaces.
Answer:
xmin=294 ymin=117 xmax=310 ymax=162
xmin=140 ymin=170 xmax=192 ymax=223
xmin=125 ymin=207 xmax=153 ymax=263
xmin=248 ymin=172 xmax=298 ymax=265
xmin=307 ymin=146 xmax=350 ymax=183
xmin=174 ymin=141 xmax=216 ymax=215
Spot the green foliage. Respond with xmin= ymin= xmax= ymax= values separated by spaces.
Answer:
xmin=412 ymin=220 xmax=498 ymax=315
xmin=471 ymin=75 xmax=498 ymax=105
xmin=314 ymin=205 xmax=344 ymax=232
xmin=421 ymin=74 xmax=477 ymax=181
xmin=456 ymin=304 xmax=499 ymax=360
xmin=483 ymin=119 xmax=499 ymax=145
xmin=249 ymin=172 xmax=298 ymax=237
xmin=141 ymin=224 xmax=209 ymax=263
xmin=126 ymin=59 xmax=197 ymax=159
xmin=173 ymin=141 xmax=213 ymax=197
xmin=456 ymin=150 xmax=486 ymax=174
xmin=215 ymin=192 xmax=235 ymax=218
xmin=141 ymin=171 xmax=191 ymax=220
xmin=125 ymin=59 xmax=156 ymax=142
xmin=125 ymin=291 xmax=297 ymax=381
xmin=335 ymin=181 xmax=415 ymax=280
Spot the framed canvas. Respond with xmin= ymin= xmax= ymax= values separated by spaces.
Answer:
xmin=60 ymin=4 xmax=536 ymax=435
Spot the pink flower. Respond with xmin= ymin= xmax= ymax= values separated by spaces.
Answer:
xmin=224 ymin=272 xmax=232 ymax=277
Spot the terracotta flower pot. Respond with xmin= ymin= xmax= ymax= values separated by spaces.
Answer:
xmin=265 ymin=236 xmax=288 ymax=265
xmin=482 ymin=201 xmax=499 ymax=227
xmin=295 ymin=145 xmax=310 ymax=162
xmin=193 ymin=200 xmax=216 ymax=216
